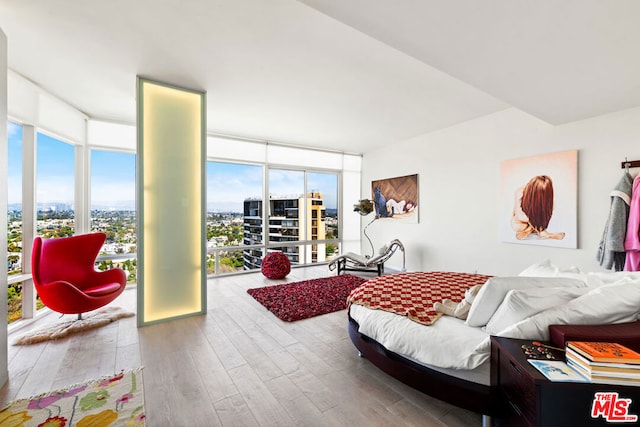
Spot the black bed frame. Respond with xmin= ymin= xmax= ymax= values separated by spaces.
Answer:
xmin=347 ymin=315 xmax=500 ymax=416
xmin=349 ymin=314 xmax=640 ymax=419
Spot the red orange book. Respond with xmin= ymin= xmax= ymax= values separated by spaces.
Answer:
xmin=567 ymin=341 xmax=640 ymax=364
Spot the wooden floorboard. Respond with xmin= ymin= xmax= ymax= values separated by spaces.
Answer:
xmin=1 ymin=265 xmax=482 ymax=426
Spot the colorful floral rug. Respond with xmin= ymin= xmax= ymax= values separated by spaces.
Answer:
xmin=0 ymin=368 xmax=145 ymax=426
xmin=247 ymin=274 xmax=368 ymax=321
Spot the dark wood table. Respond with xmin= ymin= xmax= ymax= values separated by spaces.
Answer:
xmin=491 ymin=336 xmax=640 ymax=426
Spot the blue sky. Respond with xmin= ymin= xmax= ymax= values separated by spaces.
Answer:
xmin=36 ymin=132 xmax=76 ymax=206
xmin=91 ymin=149 xmax=136 ymax=209
xmin=7 ymin=122 xmax=22 ymax=205
xmin=207 ymin=162 xmax=338 ymax=212
xmin=8 ymin=122 xmax=136 ymax=208
xmin=8 ymin=121 xmax=337 ymax=212
xmin=207 ymin=162 xmax=262 ymax=212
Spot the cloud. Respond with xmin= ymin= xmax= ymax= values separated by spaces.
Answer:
xmin=208 ymin=179 xmax=261 ymax=203
xmin=8 ymin=122 xmax=21 ymax=138
xmin=36 ymin=176 xmax=74 ymax=203
xmin=91 ymin=181 xmax=135 ymax=203
xmin=207 ymin=165 xmax=263 ymax=203
xmin=7 ymin=177 xmax=21 ymax=204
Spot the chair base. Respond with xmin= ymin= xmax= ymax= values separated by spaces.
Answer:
xmin=336 ymin=257 xmax=384 ymax=276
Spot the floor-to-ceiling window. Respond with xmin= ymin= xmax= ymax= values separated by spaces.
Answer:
xmin=268 ymin=169 xmax=305 ymax=264
xmin=7 ymin=121 xmax=23 ymax=322
xmin=207 ymin=161 xmax=263 ymax=274
xmin=6 ymin=111 xmax=359 ymax=323
xmin=307 ymin=171 xmax=339 ymax=262
xmin=206 ymin=135 xmax=356 ymax=275
xmin=7 ymin=122 xmax=22 ymax=275
xmin=266 ymin=168 xmax=340 ymax=266
xmin=36 ymin=132 xmax=75 ymax=238
xmin=90 ymin=149 xmax=137 ymax=283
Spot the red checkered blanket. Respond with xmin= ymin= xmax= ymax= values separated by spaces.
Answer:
xmin=347 ymin=272 xmax=492 ymax=326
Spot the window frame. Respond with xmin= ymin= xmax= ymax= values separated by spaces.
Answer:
xmin=7 ymin=115 xmax=359 ymax=323
xmin=206 ymin=159 xmax=342 ymax=275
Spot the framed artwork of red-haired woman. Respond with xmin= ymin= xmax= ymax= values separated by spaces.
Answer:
xmin=499 ymin=150 xmax=577 ymax=248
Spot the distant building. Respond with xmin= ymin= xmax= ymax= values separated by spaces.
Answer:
xmin=243 ymin=192 xmax=327 ymax=270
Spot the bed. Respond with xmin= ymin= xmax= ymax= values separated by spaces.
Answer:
xmin=347 ymin=271 xmax=499 ymax=415
xmin=346 ymin=264 xmax=640 ymax=417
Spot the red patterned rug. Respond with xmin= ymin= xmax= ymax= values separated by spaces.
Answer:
xmin=247 ymin=274 xmax=368 ymax=321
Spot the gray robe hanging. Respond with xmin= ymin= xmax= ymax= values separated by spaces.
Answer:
xmin=597 ymin=172 xmax=633 ymax=271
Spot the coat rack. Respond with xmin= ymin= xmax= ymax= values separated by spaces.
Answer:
xmin=621 ymin=158 xmax=640 ymax=169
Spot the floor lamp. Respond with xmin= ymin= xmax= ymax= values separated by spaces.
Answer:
xmin=363 ymin=215 xmax=377 ymax=258
xmin=354 ymin=199 xmax=376 ymax=258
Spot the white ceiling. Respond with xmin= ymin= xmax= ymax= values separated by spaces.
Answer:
xmin=1 ymin=1 xmax=638 ymax=154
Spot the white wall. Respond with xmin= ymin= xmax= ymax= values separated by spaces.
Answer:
xmin=362 ymin=107 xmax=640 ymax=276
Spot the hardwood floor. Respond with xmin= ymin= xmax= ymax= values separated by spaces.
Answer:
xmin=1 ymin=266 xmax=482 ymax=426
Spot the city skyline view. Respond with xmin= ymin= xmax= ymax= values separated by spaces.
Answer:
xmin=6 ymin=121 xmax=341 ymax=319
xmin=8 ymin=121 xmax=338 ymax=213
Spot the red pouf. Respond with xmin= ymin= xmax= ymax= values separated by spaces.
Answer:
xmin=261 ymin=251 xmax=291 ymax=279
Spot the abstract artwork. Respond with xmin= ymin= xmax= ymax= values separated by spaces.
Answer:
xmin=371 ymin=174 xmax=419 ymax=223
xmin=499 ymin=150 xmax=577 ymax=248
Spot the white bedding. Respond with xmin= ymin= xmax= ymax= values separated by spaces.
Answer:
xmin=349 ymin=303 xmax=490 ymax=371
xmin=401 ymin=349 xmax=491 ymax=386
xmin=349 ymin=262 xmax=640 ymax=388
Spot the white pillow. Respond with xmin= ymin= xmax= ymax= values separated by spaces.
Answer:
xmin=486 ymin=278 xmax=640 ymax=344
xmin=586 ymin=271 xmax=640 ymax=288
xmin=474 ymin=278 xmax=640 ymax=354
xmin=484 ymin=287 xmax=588 ymax=335
xmin=518 ymin=259 xmax=585 ymax=280
xmin=466 ymin=276 xmax=587 ymax=327
xmin=517 ymin=259 xmax=559 ymax=277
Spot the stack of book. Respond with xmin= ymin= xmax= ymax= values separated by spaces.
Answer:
xmin=566 ymin=341 xmax=640 ymax=386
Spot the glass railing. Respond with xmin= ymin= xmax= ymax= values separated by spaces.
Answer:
xmin=208 ymin=240 xmax=340 ymax=276
xmin=96 ymin=253 xmax=137 ymax=284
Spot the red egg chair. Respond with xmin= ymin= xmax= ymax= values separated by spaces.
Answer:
xmin=31 ymin=232 xmax=127 ymax=319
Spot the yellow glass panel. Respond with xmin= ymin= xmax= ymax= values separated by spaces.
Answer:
xmin=138 ymin=79 xmax=205 ymax=325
